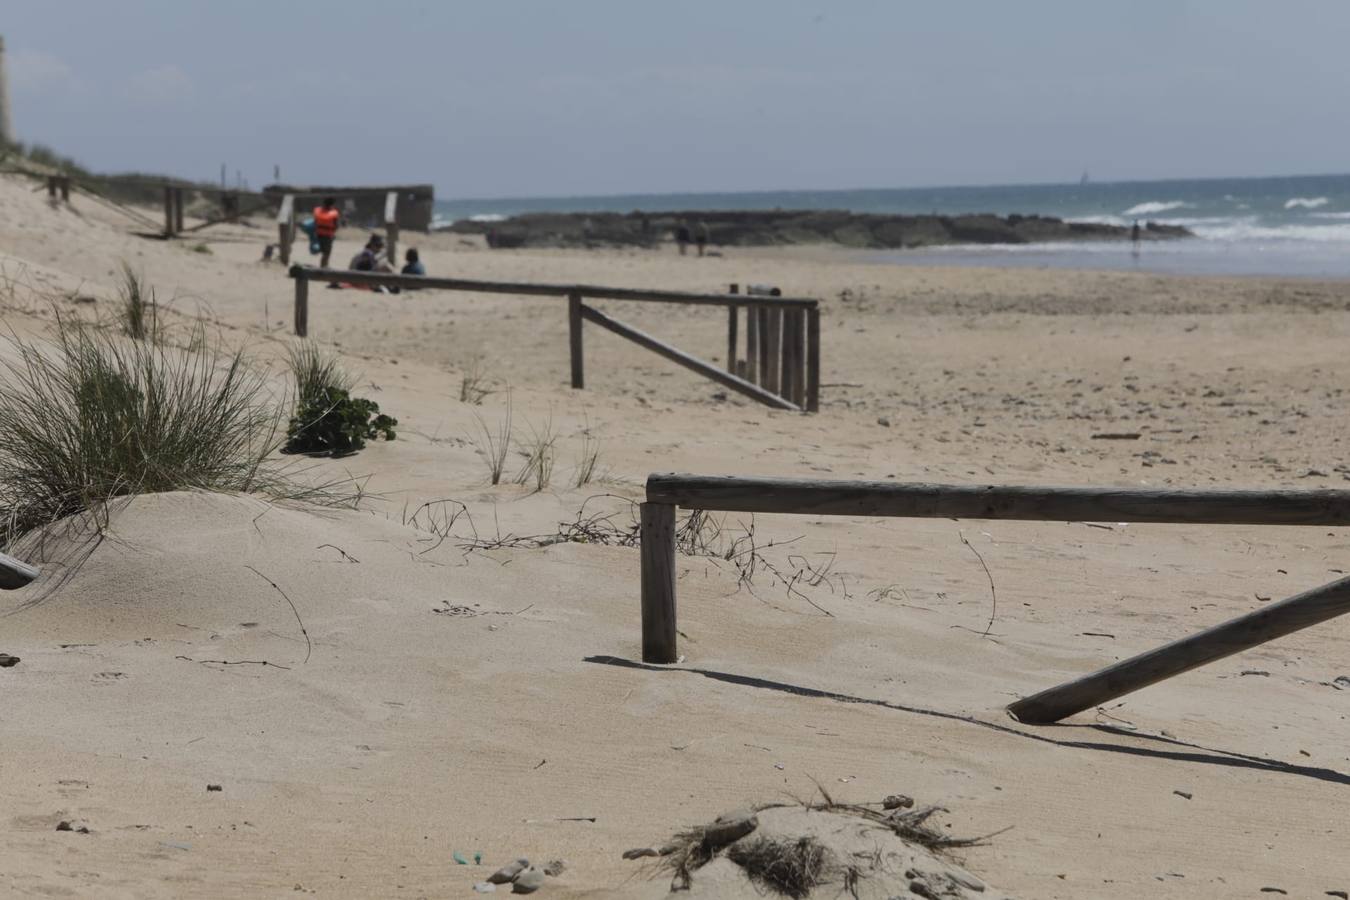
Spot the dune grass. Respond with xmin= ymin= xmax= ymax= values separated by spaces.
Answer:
xmin=286 ymin=340 xmax=354 ymax=408
xmin=0 ymin=314 xmax=300 ymax=547
xmin=117 ymin=263 xmax=156 ymax=341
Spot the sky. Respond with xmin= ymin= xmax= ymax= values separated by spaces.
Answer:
xmin=6 ymin=1 xmax=1350 ymax=200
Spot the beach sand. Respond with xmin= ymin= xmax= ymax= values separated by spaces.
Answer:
xmin=1 ymin=174 xmax=1348 ymax=898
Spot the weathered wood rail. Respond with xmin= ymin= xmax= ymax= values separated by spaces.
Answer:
xmin=288 ymin=266 xmax=821 ymax=412
xmin=0 ymin=550 xmax=39 ymax=590
xmin=639 ymin=473 xmax=1350 ymax=723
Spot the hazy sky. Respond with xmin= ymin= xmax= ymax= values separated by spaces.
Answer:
xmin=7 ymin=1 xmax=1348 ymax=198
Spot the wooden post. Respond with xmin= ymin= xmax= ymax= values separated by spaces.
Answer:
xmin=384 ymin=191 xmax=399 ymax=267
xmin=568 ymin=292 xmax=584 ymax=389
xmin=0 ymin=549 xmax=39 ymax=590
xmin=806 ymin=306 xmax=820 ymax=413
xmin=756 ymin=307 xmax=770 ymax=386
xmin=174 ymin=188 xmax=185 ymax=234
xmin=46 ymin=176 xmax=57 ymax=200
xmin=788 ymin=310 xmax=799 ymax=407
xmin=277 ymin=194 xmax=295 ymax=266
xmin=640 ymin=502 xmax=678 ymax=663
xmin=1008 ymin=573 xmax=1350 ymax=724
xmin=294 ymin=272 xmax=309 ymax=337
xmin=778 ymin=309 xmax=794 ymax=403
xmin=60 ymin=176 xmax=70 ymax=203
xmin=764 ymin=307 xmax=782 ymax=395
xmin=164 ymin=185 xmax=175 ymax=237
xmin=746 ymin=304 xmax=760 ymax=385
xmin=726 ymin=284 xmax=739 ymax=373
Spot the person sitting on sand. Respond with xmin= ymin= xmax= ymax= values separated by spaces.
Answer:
xmin=401 ymin=247 xmax=426 ymax=276
xmin=350 ymin=234 xmax=393 ymax=273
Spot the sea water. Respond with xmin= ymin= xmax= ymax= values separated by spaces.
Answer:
xmin=434 ymin=173 xmax=1350 ymax=278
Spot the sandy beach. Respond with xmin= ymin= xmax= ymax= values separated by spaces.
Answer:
xmin=2 ymin=173 xmax=1349 ymax=898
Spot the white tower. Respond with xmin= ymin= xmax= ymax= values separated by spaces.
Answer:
xmin=0 ymin=36 xmax=12 ymax=147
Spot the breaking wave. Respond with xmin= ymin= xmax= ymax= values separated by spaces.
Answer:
xmin=1122 ymin=200 xmax=1189 ymax=216
xmin=1284 ymin=196 xmax=1329 ymax=209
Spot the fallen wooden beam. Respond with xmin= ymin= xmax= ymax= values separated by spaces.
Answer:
xmin=1007 ymin=573 xmax=1350 ymax=724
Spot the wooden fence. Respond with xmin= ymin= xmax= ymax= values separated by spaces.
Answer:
xmin=638 ymin=472 xmax=1350 ymax=723
xmin=288 ymin=266 xmax=821 ymax=412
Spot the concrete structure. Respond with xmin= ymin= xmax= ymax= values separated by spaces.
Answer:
xmin=0 ymin=36 xmax=13 ymax=147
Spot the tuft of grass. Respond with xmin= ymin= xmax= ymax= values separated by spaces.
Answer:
xmin=470 ymin=396 xmax=513 ymax=485
xmin=572 ymin=422 xmax=602 ymax=488
xmin=459 ymin=356 xmax=493 ymax=405
xmin=513 ymin=415 xmax=557 ymax=492
xmin=191 ymin=242 xmax=212 ymax=255
xmin=0 ymin=314 xmax=291 ymax=546
xmin=117 ymin=263 xmax=156 ymax=341
xmin=286 ymin=340 xmax=355 ymax=408
xmin=726 ymin=837 xmax=831 ymax=900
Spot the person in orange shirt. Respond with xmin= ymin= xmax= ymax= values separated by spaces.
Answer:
xmin=312 ymin=197 xmax=341 ymax=268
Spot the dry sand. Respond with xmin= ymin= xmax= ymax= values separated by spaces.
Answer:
xmin=1 ymin=173 xmax=1348 ymax=898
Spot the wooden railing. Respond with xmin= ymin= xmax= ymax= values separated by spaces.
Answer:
xmin=638 ymin=472 xmax=1350 ymax=723
xmin=287 ymin=266 xmax=821 ymax=412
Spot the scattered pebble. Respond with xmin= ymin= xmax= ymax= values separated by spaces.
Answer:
xmin=543 ymin=860 xmax=565 ymax=877
xmin=1173 ymin=790 xmax=1192 ymax=800
xmin=512 ymin=866 xmax=546 ymax=894
xmin=55 ymin=820 xmax=90 ymax=834
xmin=1326 ymin=891 xmax=1347 ymax=899
xmin=703 ymin=810 xmax=758 ymax=847
xmin=488 ymin=860 xmax=529 ymax=884
xmin=622 ymin=848 xmax=658 ymax=860
xmin=473 ymin=883 xmax=497 ymax=894
xmin=883 ymin=794 xmax=915 ymax=810
xmin=206 ymin=784 xmax=222 ymax=792
xmin=0 ymin=654 xmax=19 ymax=668
xmin=1260 ymin=888 xmax=1287 ymax=894
xmin=877 ymin=416 xmax=891 ymax=427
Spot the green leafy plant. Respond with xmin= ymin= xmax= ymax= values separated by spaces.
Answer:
xmin=285 ymin=387 xmax=396 ymax=456
xmin=284 ymin=342 xmax=396 ymax=457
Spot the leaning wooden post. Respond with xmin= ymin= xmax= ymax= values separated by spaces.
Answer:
xmin=1008 ymin=573 xmax=1350 ymax=724
xmin=46 ymin=175 xmax=57 ymax=200
xmin=59 ymin=176 xmax=70 ymax=203
xmin=746 ymin=304 xmax=760 ymax=385
xmin=805 ymin=306 xmax=820 ymax=413
xmin=568 ymin=291 xmax=584 ymax=389
xmin=293 ymin=271 xmax=309 ymax=337
xmin=163 ymin=185 xmax=175 ymax=237
xmin=174 ymin=188 xmax=185 ymax=234
xmin=640 ymin=502 xmax=678 ymax=663
xmin=384 ymin=191 xmax=399 ymax=266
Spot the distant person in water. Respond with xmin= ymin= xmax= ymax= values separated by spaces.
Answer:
xmin=401 ymin=247 xmax=426 ymax=276
xmin=313 ymin=197 xmax=341 ymax=268
xmin=695 ymin=220 xmax=710 ymax=257
xmin=675 ymin=221 xmax=691 ymax=256
xmin=1131 ymin=219 xmax=1142 ymax=251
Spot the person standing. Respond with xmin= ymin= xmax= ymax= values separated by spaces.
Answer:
xmin=675 ymin=220 xmax=691 ymax=256
xmin=695 ymin=220 xmax=709 ymax=257
xmin=313 ymin=197 xmax=341 ymax=268
xmin=1130 ymin=218 xmax=1142 ymax=251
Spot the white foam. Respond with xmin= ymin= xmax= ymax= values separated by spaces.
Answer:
xmin=1309 ymin=210 xmax=1350 ymax=220
xmin=1122 ymin=200 xmax=1189 ymax=216
xmin=469 ymin=213 xmax=508 ymax=222
xmin=1190 ymin=220 xmax=1350 ymax=243
xmin=1284 ymin=196 xmax=1329 ymax=209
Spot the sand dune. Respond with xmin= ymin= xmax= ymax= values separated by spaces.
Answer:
xmin=2 ymin=173 xmax=1349 ymax=897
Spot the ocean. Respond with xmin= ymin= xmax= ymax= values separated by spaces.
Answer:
xmin=435 ymin=173 xmax=1350 ymax=278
